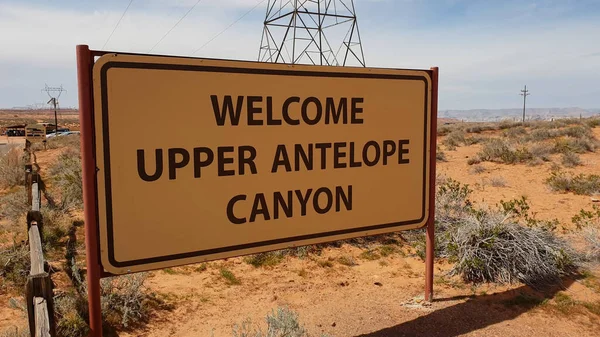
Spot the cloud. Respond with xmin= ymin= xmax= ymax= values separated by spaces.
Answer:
xmin=0 ymin=0 xmax=599 ymax=109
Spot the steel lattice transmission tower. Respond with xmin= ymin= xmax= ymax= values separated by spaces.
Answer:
xmin=258 ymin=0 xmax=366 ymax=67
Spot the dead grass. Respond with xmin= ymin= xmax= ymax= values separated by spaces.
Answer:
xmin=469 ymin=164 xmax=486 ymax=175
xmin=337 ymin=255 xmax=357 ymax=266
xmin=489 ymin=176 xmax=508 ymax=187
xmin=359 ymin=249 xmax=381 ymax=260
xmin=0 ymin=145 xmax=25 ymax=189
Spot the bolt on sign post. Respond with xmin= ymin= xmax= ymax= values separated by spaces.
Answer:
xmin=76 ymin=45 xmax=438 ymax=337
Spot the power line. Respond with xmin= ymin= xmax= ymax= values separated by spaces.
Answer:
xmin=149 ymin=0 xmax=204 ymax=53
xmin=191 ymin=0 xmax=267 ymax=56
xmin=102 ymin=0 xmax=135 ymax=50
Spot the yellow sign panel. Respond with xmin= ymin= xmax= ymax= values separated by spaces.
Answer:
xmin=92 ymin=53 xmax=432 ymax=274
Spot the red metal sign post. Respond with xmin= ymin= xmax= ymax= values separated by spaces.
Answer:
xmin=425 ymin=67 xmax=439 ymax=302
xmin=76 ymin=45 xmax=103 ymax=337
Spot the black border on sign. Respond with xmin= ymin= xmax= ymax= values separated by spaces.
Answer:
xmin=99 ymin=60 xmax=431 ymax=268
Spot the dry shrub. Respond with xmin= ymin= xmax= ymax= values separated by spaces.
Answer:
xmin=554 ymin=137 xmax=598 ymax=154
xmin=232 ymin=306 xmax=312 ymax=337
xmin=0 ymin=240 xmax=30 ymax=291
xmin=0 ymin=327 xmax=29 ymax=337
xmin=469 ymin=164 xmax=485 ymax=175
xmin=498 ymin=120 xmax=521 ymax=130
xmin=489 ymin=176 xmax=507 ymax=187
xmin=503 ymin=126 xmax=527 ymax=139
xmin=447 ymin=209 xmax=577 ymax=287
xmin=50 ymin=147 xmax=83 ymax=210
xmin=436 ymin=145 xmax=447 ymax=162
xmin=54 ymin=290 xmax=89 ymax=337
xmin=443 ymin=130 xmax=466 ymax=148
xmin=437 ymin=125 xmax=453 ymax=136
xmin=100 ymin=274 xmax=154 ymax=329
xmin=0 ymin=145 xmax=25 ymax=189
xmin=546 ymin=171 xmax=600 ymax=195
xmin=0 ymin=188 xmax=28 ymax=226
xmin=464 ymin=124 xmax=496 ymax=134
xmin=244 ymin=251 xmax=284 ymax=267
xmin=572 ymin=206 xmax=600 ymax=261
xmin=478 ymin=138 xmax=532 ymax=164
xmin=45 ymin=134 xmax=80 ymax=150
xmin=411 ymin=178 xmax=578 ymax=288
xmin=582 ymin=227 xmax=600 ymax=261
xmin=467 ymin=157 xmax=481 ymax=165
xmin=528 ymin=142 xmax=554 ymax=162
xmin=586 ymin=118 xmax=600 ymax=128
xmin=561 ymin=152 xmax=581 ymax=167
xmin=58 ymin=260 xmax=161 ymax=335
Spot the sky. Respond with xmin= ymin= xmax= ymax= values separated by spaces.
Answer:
xmin=0 ymin=0 xmax=599 ymax=110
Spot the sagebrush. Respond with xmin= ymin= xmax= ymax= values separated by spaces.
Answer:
xmin=546 ymin=171 xmax=600 ymax=195
xmin=410 ymin=177 xmax=578 ymax=288
xmin=231 ymin=306 xmax=330 ymax=337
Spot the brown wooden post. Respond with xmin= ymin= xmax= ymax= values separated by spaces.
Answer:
xmin=26 ymin=221 xmax=56 ymax=337
xmin=77 ymin=44 xmax=103 ymax=337
xmin=25 ymin=164 xmax=33 ymax=205
xmin=425 ymin=67 xmax=439 ymax=302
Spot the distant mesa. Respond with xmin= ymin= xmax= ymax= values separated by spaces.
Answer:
xmin=439 ymin=107 xmax=600 ymax=122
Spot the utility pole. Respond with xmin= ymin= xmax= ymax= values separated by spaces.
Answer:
xmin=41 ymin=84 xmax=66 ymax=135
xmin=520 ymin=85 xmax=530 ymax=123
